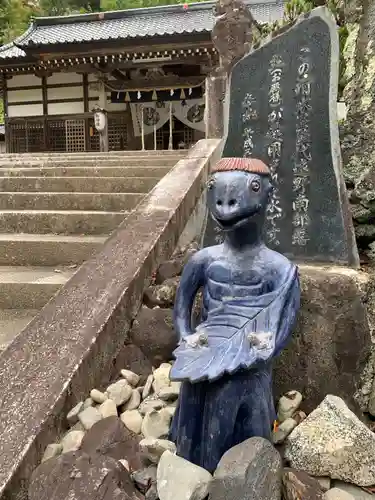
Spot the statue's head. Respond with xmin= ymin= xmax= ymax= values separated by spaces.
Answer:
xmin=206 ymin=157 xmax=272 ymax=232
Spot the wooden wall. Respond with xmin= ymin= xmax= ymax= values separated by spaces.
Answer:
xmin=6 ymin=72 xmax=100 ymax=118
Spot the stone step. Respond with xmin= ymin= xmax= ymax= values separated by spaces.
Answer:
xmin=0 ymin=234 xmax=107 ymax=266
xmin=0 ymin=150 xmax=180 ymax=346
xmin=0 ymin=265 xmax=75 ymax=309
xmin=0 ymin=192 xmax=143 ymax=212
xmin=0 ymin=150 xmax=186 ymax=159
xmin=0 ymin=157 xmax=181 ymax=168
xmin=0 ymin=176 xmax=160 ymax=193
xmin=0 ymin=166 xmax=171 ymax=178
xmin=0 ymin=210 xmax=126 ymax=235
xmin=0 ymin=309 xmax=39 ymax=351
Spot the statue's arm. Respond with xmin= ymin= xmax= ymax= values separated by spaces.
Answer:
xmin=173 ymin=250 xmax=207 ymax=341
xmin=272 ymin=265 xmax=300 ymax=357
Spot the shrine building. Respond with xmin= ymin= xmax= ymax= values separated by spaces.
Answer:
xmin=0 ymin=0 xmax=284 ymax=153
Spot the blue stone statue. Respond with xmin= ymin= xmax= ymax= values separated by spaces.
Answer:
xmin=169 ymin=157 xmax=300 ymax=473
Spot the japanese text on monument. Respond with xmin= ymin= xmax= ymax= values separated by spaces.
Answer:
xmin=266 ymin=54 xmax=284 ymax=245
xmin=292 ymin=47 xmax=312 ymax=246
xmin=242 ymin=93 xmax=257 ymax=157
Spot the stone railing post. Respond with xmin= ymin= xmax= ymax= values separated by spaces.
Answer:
xmin=205 ymin=74 xmax=226 ymax=139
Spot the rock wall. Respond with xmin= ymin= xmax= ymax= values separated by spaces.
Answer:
xmin=340 ymin=0 xmax=375 ymax=260
xmin=274 ymin=264 xmax=375 ymax=415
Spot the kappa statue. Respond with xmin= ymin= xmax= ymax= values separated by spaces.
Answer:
xmin=169 ymin=157 xmax=301 ymax=472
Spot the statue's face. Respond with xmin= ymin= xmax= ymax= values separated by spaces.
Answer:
xmin=206 ymin=170 xmax=272 ymax=231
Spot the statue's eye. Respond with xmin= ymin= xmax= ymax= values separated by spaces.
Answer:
xmin=251 ymin=180 xmax=260 ymax=192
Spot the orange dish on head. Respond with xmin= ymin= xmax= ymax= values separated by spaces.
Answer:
xmin=211 ymin=157 xmax=271 ymax=175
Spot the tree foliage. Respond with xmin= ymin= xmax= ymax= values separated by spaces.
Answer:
xmin=265 ymin=0 xmax=347 ymax=97
xmin=0 ymin=0 xmax=35 ymax=45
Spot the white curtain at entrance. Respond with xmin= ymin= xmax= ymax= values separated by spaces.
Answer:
xmin=173 ymin=99 xmax=205 ymax=133
xmin=130 ymin=98 xmax=205 ymax=137
xmin=130 ymin=102 xmax=170 ymax=137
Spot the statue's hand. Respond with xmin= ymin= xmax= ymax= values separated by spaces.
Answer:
xmin=247 ymin=332 xmax=273 ymax=352
xmin=181 ymin=330 xmax=209 ymax=349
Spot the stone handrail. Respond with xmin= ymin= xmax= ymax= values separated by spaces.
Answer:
xmin=0 ymin=138 xmax=221 ymax=500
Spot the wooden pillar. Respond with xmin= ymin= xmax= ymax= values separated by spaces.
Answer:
xmin=42 ymin=75 xmax=48 ymax=151
xmin=168 ymin=101 xmax=173 ymax=150
xmin=141 ymin=106 xmax=145 ymax=151
xmin=2 ymin=75 xmax=9 ymax=152
xmin=83 ymin=73 xmax=90 ymax=151
xmin=205 ymin=73 xmax=227 ymax=139
xmin=83 ymin=74 xmax=89 ymax=112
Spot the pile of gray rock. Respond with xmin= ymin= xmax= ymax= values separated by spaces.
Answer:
xmin=31 ymin=355 xmax=375 ymax=500
xmin=41 ymin=362 xmax=179 ymax=461
xmin=156 ymin=393 xmax=375 ymax=500
xmin=30 ymin=363 xmax=180 ymax=499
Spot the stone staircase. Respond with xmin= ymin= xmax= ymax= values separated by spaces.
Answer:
xmin=0 ymin=150 xmax=185 ymax=351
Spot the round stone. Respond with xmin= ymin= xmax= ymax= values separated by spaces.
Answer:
xmin=122 ymin=389 xmax=141 ymax=411
xmin=99 ymin=399 xmax=118 ymax=418
xmin=61 ymin=430 xmax=85 ymax=453
xmin=106 ymin=380 xmax=133 ymax=406
xmin=141 ymin=409 xmax=171 ymax=439
xmin=120 ymin=410 xmax=143 ymax=434
xmin=90 ymin=389 xmax=108 ymax=404
xmin=120 ymin=369 xmax=140 ymax=387
xmin=78 ymin=406 xmax=102 ymax=430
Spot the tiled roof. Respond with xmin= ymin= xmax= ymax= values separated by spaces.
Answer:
xmin=0 ymin=44 xmax=26 ymax=59
xmin=0 ymin=0 xmax=285 ymax=60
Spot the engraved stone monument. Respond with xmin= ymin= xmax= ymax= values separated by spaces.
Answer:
xmin=203 ymin=7 xmax=359 ymax=267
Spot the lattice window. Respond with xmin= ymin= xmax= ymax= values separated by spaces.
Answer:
xmin=65 ymin=119 xmax=86 ymax=152
xmin=47 ymin=120 xmax=66 ymax=152
xmin=8 ymin=122 xmax=27 ymax=153
xmin=183 ymin=125 xmax=194 ymax=149
xmin=87 ymin=118 xmax=100 ymax=152
xmin=27 ymin=122 xmax=44 ymax=152
xmin=156 ymin=127 xmax=164 ymax=150
xmin=108 ymin=115 xmax=128 ymax=151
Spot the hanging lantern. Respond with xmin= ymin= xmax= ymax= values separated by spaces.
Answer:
xmin=137 ymin=90 xmax=141 ymax=99
xmin=180 ymin=88 xmax=186 ymax=99
xmin=188 ymin=87 xmax=192 ymax=95
xmin=152 ymin=89 xmax=157 ymax=101
xmin=94 ymin=110 xmax=106 ymax=133
xmin=170 ymin=89 xmax=174 ymax=96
